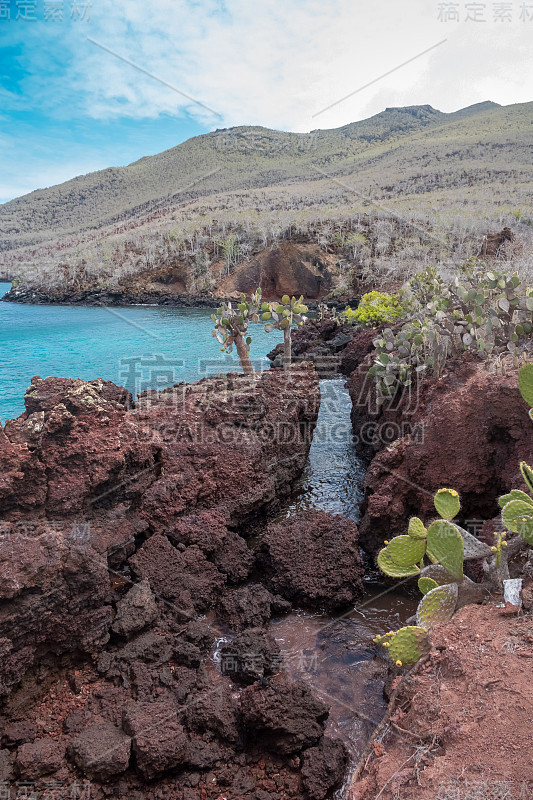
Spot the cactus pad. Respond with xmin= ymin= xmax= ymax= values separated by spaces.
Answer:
xmin=416 ymin=582 xmax=458 ymax=629
xmin=408 ymin=517 xmax=427 ymax=540
xmin=420 ymin=564 xmax=456 ymax=585
xmin=387 ymin=535 xmax=427 ymax=567
xmin=418 ymin=577 xmax=439 ymax=595
xmin=501 ymin=498 xmax=533 ymax=535
xmin=426 ymin=521 xmax=464 ymax=580
xmin=518 ymin=364 xmax=533 ymax=408
xmin=387 ymin=626 xmax=431 ymax=667
xmin=520 ymin=461 xmax=533 ymax=495
xmin=377 ymin=548 xmax=420 ymax=578
xmin=498 ymin=489 xmax=533 ymax=508
xmin=434 ymin=488 xmax=461 ymax=520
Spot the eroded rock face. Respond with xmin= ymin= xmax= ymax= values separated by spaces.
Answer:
xmin=258 ymin=510 xmax=364 ymax=611
xmin=0 ymin=524 xmax=111 ymax=696
xmin=0 ymin=365 xmax=358 ymax=798
xmin=240 ymin=678 xmax=329 ymax=755
xmin=351 ymin=361 xmax=533 ymax=553
xmin=301 ymin=737 xmax=350 ymax=800
xmin=220 ymin=628 xmax=282 ymax=685
xmin=217 ymin=242 xmax=333 ymax=300
xmin=0 ymin=366 xmax=318 ymax=688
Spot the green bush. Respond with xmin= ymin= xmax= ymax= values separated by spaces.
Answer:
xmin=347 ymin=291 xmax=406 ymax=327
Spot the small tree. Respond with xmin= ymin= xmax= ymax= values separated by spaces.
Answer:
xmin=211 ymin=289 xmax=261 ymax=375
xmin=261 ymin=295 xmax=308 ymax=370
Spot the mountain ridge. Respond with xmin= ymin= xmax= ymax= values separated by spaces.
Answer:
xmin=0 ymin=100 xmax=525 ymax=255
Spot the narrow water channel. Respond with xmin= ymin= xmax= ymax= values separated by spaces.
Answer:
xmin=267 ymin=378 xmax=418 ymax=783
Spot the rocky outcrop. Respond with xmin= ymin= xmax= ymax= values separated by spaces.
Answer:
xmin=0 ymin=523 xmax=111 ymax=696
xmin=215 ymin=241 xmax=334 ymax=300
xmin=240 ymin=678 xmax=329 ymax=755
xmin=258 ymin=510 xmax=364 ymax=611
xmin=268 ymin=318 xmax=358 ymax=377
xmin=351 ymin=360 xmax=533 ymax=553
xmin=0 ymin=365 xmax=356 ymax=799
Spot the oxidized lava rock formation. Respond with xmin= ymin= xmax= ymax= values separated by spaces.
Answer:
xmin=0 ymin=365 xmax=351 ymax=800
xmin=258 ymin=509 xmax=364 ymax=611
xmin=268 ymin=318 xmax=357 ymax=377
xmin=349 ymin=357 xmax=533 ymax=553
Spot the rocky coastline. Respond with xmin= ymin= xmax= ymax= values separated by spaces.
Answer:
xmin=2 ymin=316 xmax=533 ymax=800
xmin=0 ymin=364 xmax=367 ymax=800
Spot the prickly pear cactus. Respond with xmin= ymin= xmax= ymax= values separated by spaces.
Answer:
xmin=408 ymin=517 xmax=427 ymax=540
xmin=375 ymin=626 xmax=431 ymax=667
xmin=518 ymin=363 xmax=533 ymax=409
xmin=377 ymin=547 xmax=420 ymax=578
xmin=434 ymin=488 xmax=461 ymax=521
xmin=454 ymin=524 xmax=493 ymax=560
xmin=418 ymin=577 xmax=439 ymax=595
xmin=426 ymin=520 xmax=464 ymax=580
xmin=420 ymin=564 xmax=456 ymax=585
xmin=387 ymin=535 xmax=427 ymax=568
xmin=498 ymin=488 xmax=533 ymax=508
xmin=520 ymin=461 xmax=533 ymax=494
xmin=416 ymin=582 xmax=459 ymax=629
xmin=501 ymin=498 xmax=533 ymax=545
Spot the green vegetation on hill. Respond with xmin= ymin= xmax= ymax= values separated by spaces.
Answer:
xmin=1 ymin=101 xmax=532 ymax=296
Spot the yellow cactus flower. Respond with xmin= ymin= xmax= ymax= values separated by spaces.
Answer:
xmin=395 ymin=660 xmax=403 ymax=667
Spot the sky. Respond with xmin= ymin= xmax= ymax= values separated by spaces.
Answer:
xmin=1 ymin=0 xmax=532 ymax=204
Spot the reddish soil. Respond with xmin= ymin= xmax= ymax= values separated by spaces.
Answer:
xmin=349 ymin=598 xmax=533 ymax=800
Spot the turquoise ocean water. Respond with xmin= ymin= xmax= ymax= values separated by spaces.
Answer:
xmin=0 ymin=284 xmax=284 ymax=423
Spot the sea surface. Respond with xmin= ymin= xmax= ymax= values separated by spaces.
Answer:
xmin=0 ymin=283 xmax=283 ymax=423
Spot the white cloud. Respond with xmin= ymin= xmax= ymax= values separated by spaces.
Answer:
xmin=2 ymin=0 xmax=532 ymax=202
xmin=61 ymin=0 xmax=533 ymax=132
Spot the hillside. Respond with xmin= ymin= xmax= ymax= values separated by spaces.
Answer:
xmin=1 ymin=100 xmax=532 ymax=302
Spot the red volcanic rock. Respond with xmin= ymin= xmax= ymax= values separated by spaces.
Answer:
xmin=2 ymin=376 xmax=154 ymax=516
xmin=216 ymin=583 xmax=291 ymax=632
xmin=258 ymin=510 xmax=364 ymax=611
xmin=220 ymin=628 xmax=282 ymax=685
xmin=129 ymin=534 xmax=224 ymax=616
xmin=356 ymin=363 xmax=533 ymax=553
xmin=70 ymin=722 xmax=131 ymax=780
xmin=301 ymin=737 xmax=349 ymax=800
xmin=15 ymin=738 xmax=66 ymax=780
xmin=0 ymin=366 xmax=318 ymax=687
xmin=240 ymin=678 xmax=328 ymax=755
xmin=134 ymin=365 xmax=320 ymax=529
xmin=0 ymin=523 xmax=111 ymax=696
xmin=339 ymin=327 xmax=378 ymax=375
xmin=0 ymin=366 xmax=318 ymax=530
xmin=122 ymin=700 xmax=187 ymax=779
xmin=168 ymin=509 xmax=253 ymax=584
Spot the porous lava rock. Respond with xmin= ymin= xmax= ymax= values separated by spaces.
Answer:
xmin=220 ymin=628 xmax=282 ymax=685
xmin=258 ymin=510 xmax=364 ymax=610
xmin=240 ymin=678 xmax=329 ymax=755
xmin=301 ymin=737 xmax=350 ymax=800
xmin=216 ymin=583 xmax=291 ymax=632
xmin=69 ymin=722 xmax=131 ymax=780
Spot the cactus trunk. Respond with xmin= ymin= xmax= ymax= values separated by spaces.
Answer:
xmin=283 ymin=327 xmax=292 ymax=370
xmin=235 ymin=334 xmax=254 ymax=375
